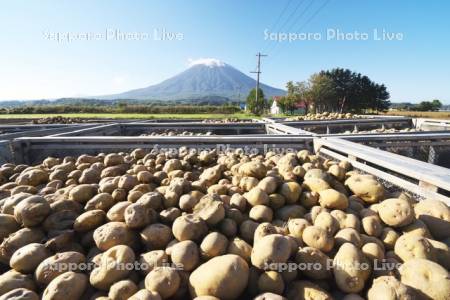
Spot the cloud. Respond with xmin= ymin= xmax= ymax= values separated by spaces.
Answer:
xmin=187 ymin=58 xmax=225 ymax=67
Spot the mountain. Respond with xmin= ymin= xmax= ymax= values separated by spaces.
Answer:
xmin=97 ymin=59 xmax=285 ymax=101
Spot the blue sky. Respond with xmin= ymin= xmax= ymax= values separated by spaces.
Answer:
xmin=0 ymin=0 xmax=449 ymax=103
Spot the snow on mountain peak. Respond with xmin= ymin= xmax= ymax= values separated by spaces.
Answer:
xmin=188 ymin=58 xmax=226 ymax=68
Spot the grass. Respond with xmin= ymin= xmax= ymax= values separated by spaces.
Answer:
xmin=383 ymin=110 xmax=450 ymax=119
xmin=0 ymin=113 xmax=258 ymax=120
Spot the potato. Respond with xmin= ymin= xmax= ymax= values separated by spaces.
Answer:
xmin=10 ymin=243 xmax=51 ymax=273
xmin=335 ymin=228 xmax=362 ymax=248
xmin=68 ymin=184 xmax=97 ymax=203
xmin=245 ymin=187 xmax=270 ymax=206
xmin=330 ymin=210 xmax=360 ymax=231
xmin=14 ymin=195 xmax=51 ymax=227
xmin=2 ymin=193 xmax=32 ymax=214
xmin=0 ymin=270 xmax=36 ymax=295
xmin=314 ymin=211 xmax=339 ymax=236
xmin=427 ymin=238 xmax=450 ymax=269
xmin=345 ymin=175 xmax=385 ymax=203
xmin=200 ymin=232 xmax=228 ymax=260
xmin=85 ymin=193 xmax=115 ymax=211
xmin=238 ymin=161 xmax=267 ymax=179
xmin=379 ymin=227 xmax=399 ymax=250
xmin=279 ymin=182 xmax=302 ymax=204
xmin=140 ymin=223 xmax=173 ymax=250
xmin=74 ymin=210 xmax=106 ymax=232
xmin=257 ymin=177 xmax=279 ymax=194
xmin=124 ymin=203 xmax=157 ymax=229
xmin=43 ymin=210 xmax=79 ymax=232
xmin=367 ymin=275 xmax=414 ymax=300
xmin=275 ymin=205 xmax=305 ymax=221
xmin=139 ymin=250 xmax=168 ymax=275
xmin=0 ymin=288 xmax=39 ymax=300
xmin=360 ymin=208 xmax=383 ymax=237
xmin=362 ymin=242 xmax=385 ymax=262
xmin=107 ymin=201 xmax=131 ymax=222
xmin=394 ymin=234 xmax=436 ymax=262
xmin=295 ymin=247 xmax=331 ymax=280
xmin=251 ymin=234 xmax=291 ymax=270
xmin=299 ymin=191 xmax=319 ymax=208
xmin=257 ymin=271 xmax=284 ymax=295
xmin=93 ymin=221 xmax=137 ymax=251
xmin=129 ymin=289 xmax=162 ymax=300
xmin=318 ymin=189 xmax=348 ymax=210
xmin=218 ymin=218 xmax=237 ymax=237
xmin=0 ymin=214 xmax=20 ymax=240
xmin=302 ymin=226 xmax=334 ymax=252
xmin=249 ymin=205 xmax=273 ymax=222
xmin=108 ymin=280 xmax=138 ymax=300
xmin=333 ymin=243 xmax=371 ymax=293
xmin=414 ymin=199 xmax=450 ymax=240
xmin=0 ymin=227 xmax=45 ymax=264
xmin=401 ymin=219 xmax=432 ymax=238
xmin=90 ymin=245 xmax=135 ymax=290
xmin=254 ymin=293 xmax=286 ymax=300
xmin=179 ymin=194 xmax=201 ymax=212
xmin=35 ymin=251 xmax=86 ymax=285
xmin=227 ymin=237 xmax=252 ymax=263
xmin=378 ymin=198 xmax=414 ymax=227
xmin=285 ymin=280 xmax=332 ymax=300
xmin=42 ymin=271 xmax=87 ymax=300
xmin=287 ymin=218 xmax=309 ymax=241
xmin=302 ymin=178 xmax=330 ymax=193
xmin=193 ymin=194 xmax=225 ymax=226
xmin=170 ymin=240 xmax=199 ymax=271
xmin=145 ymin=267 xmax=180 ymax=299
xmin=189 ymin=254 xmax=249 ymax=300
xmin=399 ymin=258 xmax=450 ymax=300
xmin=172 ymin=214 xmax=208 ymax=242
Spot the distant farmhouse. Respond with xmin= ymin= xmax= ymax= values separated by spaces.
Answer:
xmin=270 ymin=96 xmax=306 ymax=115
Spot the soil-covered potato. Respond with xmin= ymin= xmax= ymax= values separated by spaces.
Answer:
xmin=367 ymin=275 xmax=415 ymax=300
xmin=0 ymin=270 xmax=36 ymax=296
xmin=42 ymin=271 xmax=87 ymax=300
xmin=108 ymin=280 xmax=138 ymax=300
xmin=35 ymin=251 xmax=86 ymax=285
xmin=414 ymin=199 xmax=450 ymax=240
xmin=140 ymin=223 xmax=173 ymax=250
xmin=257 ymin=271 xmax=285 ymax=295
xmin=302 ymin=226 xmax=334 ymax=252
xmin=74 ymin=209 xmax=106 ymax=232
xmin=251 ymin=234 xmax=290 ymax=270
xmin=0 ymin=227 xmax=45 ymax=264
xmin=128 ymin=289 xmax=162 ymax=300
xmin=295 ymin=247 xmax=331 ymax=280
xmin=399 ymin=258 xmax=450 ymax=300
xmin=172 ymin=214 xmax=208 ymax=242
xmin=14 ymin=195 xmax=51 ymax=227
xmin=93 ymin=221 xmax=138 ymax=251
xmin=333 ymin=243 xmax=371 ymax=293
xmin=378 ymin=198 xmax=414 ymax=227
xmin=170 ymin=240 xmax=200 ymax=271
xmin=285 ymin=280 xmax=332 ymax=300
xmin=318 ymin=189 xmax=348 ymax=210
xmin=189 ymin=254 xmax=249 ymax=300
xmin=200 ymin=232 xmax=228 ymax=260
xmin=0 ymin=288 xmax=39 ymax=300
xmin=9 ymin=243 xmax=51 ymax=273
xmin=394 ymin=233 xmax=436 ymax=262
xmin=90 ymin=245 xmax=135 ymax=290
xmin=345 ymin=175 xmax=385 ymax=203
xmin=145 ymin=267 xmax=180 ymax=299
xmin=0 ymin=214 xmax=20 ymax=240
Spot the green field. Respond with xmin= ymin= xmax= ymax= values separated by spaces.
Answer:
xmin=0 ymin=113 xmax=257 ymax=120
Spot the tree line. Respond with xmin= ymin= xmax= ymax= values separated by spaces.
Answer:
xmin=246 ymin=68 xmax=391 ymax=115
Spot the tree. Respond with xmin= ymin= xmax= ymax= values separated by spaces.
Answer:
xmin=431 ymin=99 xmax=442 ymax=111
xmin=416 ymin=100 xmax=442 ymax=111
xmin=246 ymin=88 xmax=266 ymax=115
xmin=308 ymin=73 xmax=337 ymax=113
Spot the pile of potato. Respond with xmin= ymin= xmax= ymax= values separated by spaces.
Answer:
xmin=285 ymin=112 xmax=364 ymax=121
xmin=342 ymin=128 xmax=422 ymax=134
xmin=32 ymin=116 xmax=87 ymax=124
xmin=0 ymin=146 xmax=449 ymax=300
xmin=201 ymin=118 xmax=254 ymax=124
xmin=140 ymin=130 xmax=213 ymax=137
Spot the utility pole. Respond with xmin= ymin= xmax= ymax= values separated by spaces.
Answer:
xmin=250 ymin=52 xmax=267 ymax=112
